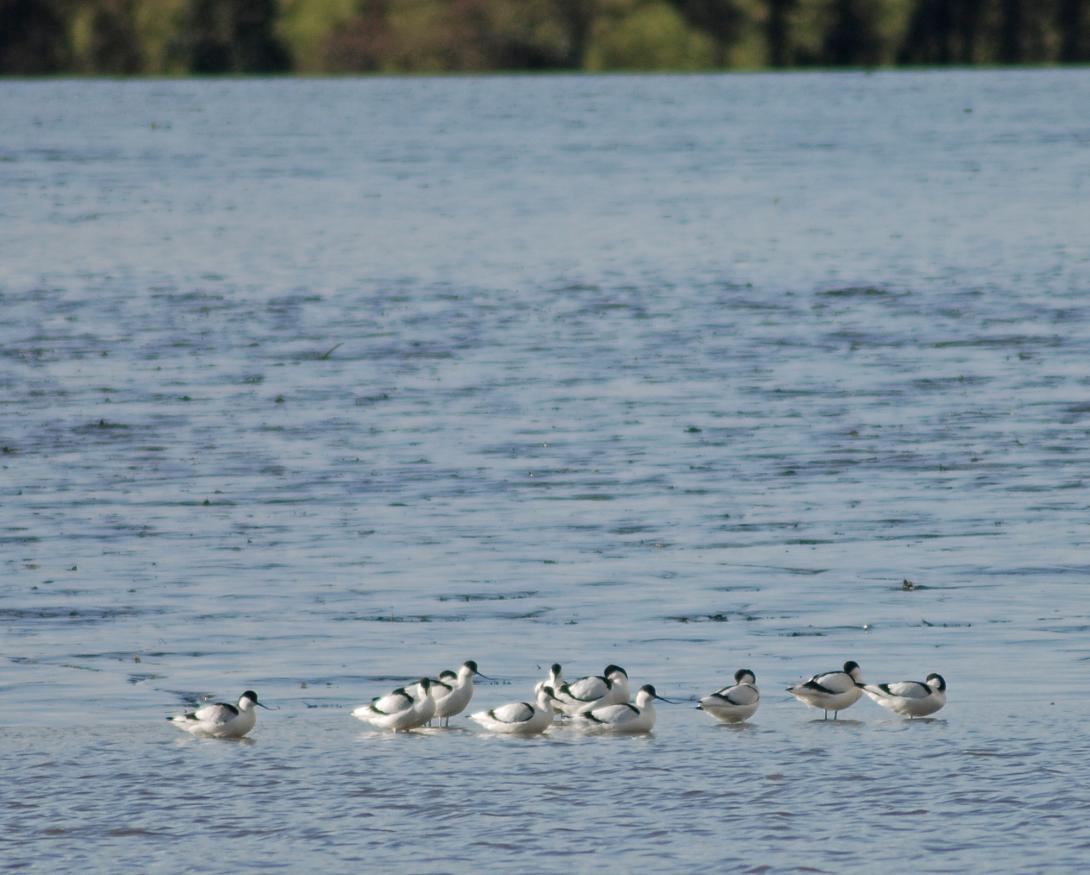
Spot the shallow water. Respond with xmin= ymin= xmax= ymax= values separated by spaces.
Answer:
xmin=2 ymin=70 xmax=1090 ymax=872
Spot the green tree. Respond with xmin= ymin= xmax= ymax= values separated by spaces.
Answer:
xmin=554 ymin=0 xmax=598 ymax=67
xmin=0 ymin=0 xmax=70 ymax=73
xmin=899 ymin=0 xmax=987 ymax=64
xmin=322 ymin=0 xmax=391 ymax=71
xmin=999 ymin=0 xmax=1023 ymax=62
xmin=182 ymin=0 xmax=290 ymax=73
xmin=88 ymin=0 xmax=143 ymax=73
xmin=1058 ymin=0 xmax=1089 ymax=61
xmin=822 ymin=0 xmax=885 ymax=66
xmin=663 ymin=0 xmax=746 ymax=65
xmin=766 ymin=0 xmax=797 ymax=66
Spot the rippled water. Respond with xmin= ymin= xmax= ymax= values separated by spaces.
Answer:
xmin=3 ymin=71 xmax=1090 ymax=872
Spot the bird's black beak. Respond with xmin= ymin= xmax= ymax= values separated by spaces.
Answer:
xmin=474 ymin=670 xmax=492 ymax=680
xmin=655 ymin=694 xmax=677 ymax=704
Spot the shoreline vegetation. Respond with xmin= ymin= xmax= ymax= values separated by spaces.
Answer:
xmin=2 ymin=1 xmax=1088 ymax=77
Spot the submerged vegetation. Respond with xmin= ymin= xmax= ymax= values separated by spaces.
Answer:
xmin=1 ymin=0 xmax=1088 ymax=74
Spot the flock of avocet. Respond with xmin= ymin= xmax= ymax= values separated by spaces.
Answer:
xmin=168 ymin=659 xmax=947 ymax=739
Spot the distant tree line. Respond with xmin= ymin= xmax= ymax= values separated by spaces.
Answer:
xmin=2 ymin=0 xmax=1088 ymax=75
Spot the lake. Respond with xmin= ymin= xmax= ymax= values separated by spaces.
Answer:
xmin=2 ymin=70 xmax=1090 ymax=872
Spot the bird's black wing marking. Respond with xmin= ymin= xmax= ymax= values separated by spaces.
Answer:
xmin=491 ymin=703 xmax=534 ymax=724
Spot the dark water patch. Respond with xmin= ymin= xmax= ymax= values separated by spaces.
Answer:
xmin=71 ymin=418 xmax=134 ymax=434
xmin=911 ymin=376 xmax=995 ymax=391
xmin=69 ymin=651 xmax=150 ymax=662
xmin=719 ymin=564 xmax=829 ymax=576
xmin=751 ymin=628 xmax=828 ymax=637
xmin=667 ymin=613 xmax=732 ymax=623
xmin=931 ymin=335 xmax=1064 ymax=350
xmin=919 ymin=619 xmax=973 ymax=628
xmin=437 ymin=591 xmax=537 ymax=602
xmin=0 ymin=606 xmax=152 ymax=623
xmin=718 ymin=521 xmax=808 ymax=532
xmin=877 ymin=531 xmax=1003 ymax=542
xmin=331 ymin=614 xmax=467 ymax=623
xmin=816 ymin=285 xmax=905 ymax=299
xmin=486 ymin=608 xmax=551 ymax=620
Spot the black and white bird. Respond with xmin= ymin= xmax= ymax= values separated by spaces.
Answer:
xmin=168 ymin=690 xmax=269 ymax=738
xmin=556 ymin=665 xmax=629 ymax=715
xmin=787 ymin=661 xmax=864 ymax=719
xmin=861 ymin=673 xmax=946 ymax=718
xmin=698 ymin=669 xmax=760 ymax=723
xmin=469 ymin=686 xmax=559 ymax=735
xmin=573 ymin=684 xmax=670 ymax=733
xmin=431 ymin=660 xmax=488 ymax=727
xmin=533 ymin=664 xmax=565 ymax=702
xmin=352 ymin=678 xmax=436 ymax=731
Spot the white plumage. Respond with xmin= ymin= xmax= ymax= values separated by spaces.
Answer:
xmin=862 ymin=673 xmax=946 ymax=718
xmin=556 ymin=664 xmax=629 ymax=715
xmin=432 ymin=661 xmax=485 ymax=727
xmin=533 ymin=663 xmax=565 ymax=702
xmin=573 ymin=684 xmax=666 ymax=734
xmin=698 ymin=669 xmax=760 ymax=723
xmin=168 ymin=690 xmax=268 ymax=738
xmin=352 ymin=678 xmax=436 ymax=731
xmin=787 ymin=661 xmax=864 ymax=719
xmin=469 ymin=686 xmax=558 ymax=735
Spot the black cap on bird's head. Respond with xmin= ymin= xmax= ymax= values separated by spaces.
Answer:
xmin=550 ymin=663 xmax=562 ymax=675
xmin=926 ymin=673 xmax=946 ymax=691
xmin=240 ymin=690 xmax=270 ymax=709
xmin=603 ymin=664 xmax=628 ymax=678
xmin=734 ymin=668 xmax=756 ymax=684
xmin=638 ymin=684 xmax=675 ymax=703
xmin=464 ymin=660 xmax=490 ymax=679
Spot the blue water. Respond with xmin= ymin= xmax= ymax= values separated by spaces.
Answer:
xmin=2 ymin=70 xmax=1090 ymax=872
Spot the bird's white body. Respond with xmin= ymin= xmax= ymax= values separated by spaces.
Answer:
xmin=699 ymin=670 xmax=760 ymax=723
xmin=433 ymin=663 xmax=480 ymax=725
xmin=575 ymin=685 xmax=660 ymax=734
xmin=169 ymin=691 xmax=263 ymax=739
xmin=470 ymin=687 xmax=557 ymax=735
xmin=557 ymin=666 xmax=629 ymax=715
xmin=787 ymin=662 xmax=864 ymax=718
xmin=862 ymin=674 xmax=946 ymax=718
xmin=353 ymin=680 xmax=436 ymax=731
xmin=534 ymin=664 xmax=564 ymax=701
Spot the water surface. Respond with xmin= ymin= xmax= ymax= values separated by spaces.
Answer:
xmin=2 ymin=71 xmax=1090 ymax=872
